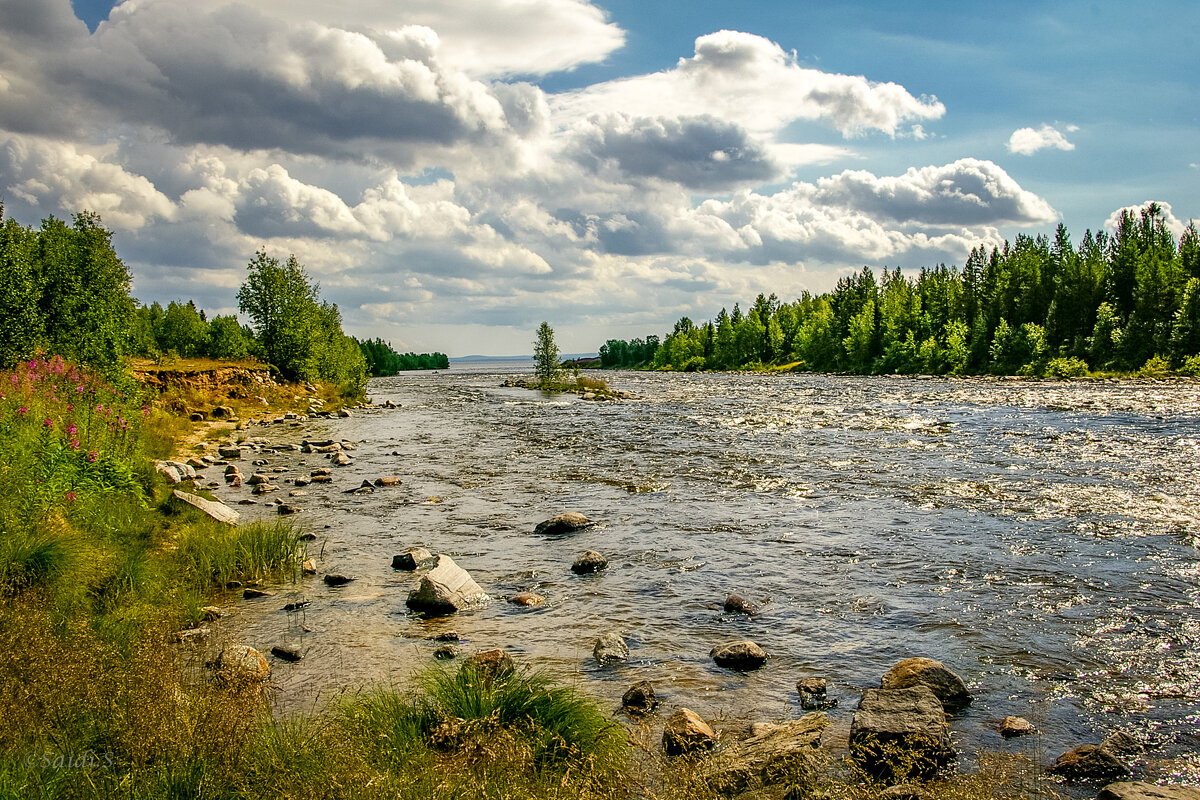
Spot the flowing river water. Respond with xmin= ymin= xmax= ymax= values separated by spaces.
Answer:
xmin=219 ymin=364 xmax=1200 ymax=786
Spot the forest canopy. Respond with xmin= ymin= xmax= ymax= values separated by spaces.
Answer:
xmin=600 ymin=205 xmax=1200 ymax=377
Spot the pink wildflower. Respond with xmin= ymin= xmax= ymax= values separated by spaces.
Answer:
xmin=43 ymin=418 xmax=53 ymax=428
xmin=69 ymin=439 xmax=80 ymax=451
xmin=17 ymin=406 xmax=28 ymax=416
xmin=86 ymin=451 xmax=98 ymax=463
xmin=76 ymin=384 xmax=85 ymax=393
xmin=28 ymin=360 xmax=37 ymax=370
xmin=66 ymin=423 xmax=77 ymax=437
xmin=65 ymin=492 xmax=76 ymax=503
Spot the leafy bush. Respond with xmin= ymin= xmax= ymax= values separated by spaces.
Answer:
xmin=1044 ymin=356 xmax=1090 ymax=378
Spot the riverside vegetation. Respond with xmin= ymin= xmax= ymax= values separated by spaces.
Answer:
xmin=597 ymin=206 xmax=1200 ymax=379
xmin=0 ymin=207 xmax=1176 ymax=799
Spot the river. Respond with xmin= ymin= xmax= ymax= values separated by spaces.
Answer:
xmin=221 ymin=364 xmax=1200 ymax=785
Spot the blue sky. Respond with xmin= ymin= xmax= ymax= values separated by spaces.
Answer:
xmin=2 ymin=0 xmax=1196 ymax=354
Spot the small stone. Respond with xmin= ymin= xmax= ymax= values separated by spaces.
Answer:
xmin=200 ymin=606 xmax=222 ymax=622
xmin=663 ymin=709 xmax=716 ymax=756
xmin=1101 ymin=731 xmax=1142 ymax=756
xmin=1000 ymin=716 xmax=1036 ymax=738
xmin=797 ymin=677 xmax=837 ymax=710
xmin=323 ymin=574 xmax=354 ymax=587
xmin=374 ymin=476 xmax=402 ymax=487
xmin=332 ymin=452 xmax=353 ymax=466
xmin=710 ymin=640 xmax=767 ymax=671
xmin=593 ymin=632 xmax=629 ymax=665
xmin=571 ymin=550 xmax=608 ymax=574
xmin=430 ymin=631 xmax=460 ymax=643
xmin=301 ymin=559 xmax=317 ymax=575
xmin=298 ymin=533 xmax=318 ymax=542
xmin=433 ymin=645 xmax=458 ymax=660
xmin=881 ymin=657 xmax=972 ymax=713
xmin=271 ymin=645 xmax=302 ymax=662
xmin=510 ymin=592 xmax=545 ymax=607
xmin=277 ymin=504 xmax=301 ymax=515
xmin=283 ymin=600 xmax=310 ymax=612
xmin=466 ymin=649 xmax=515 ymax=681
xmin=243 ymin=588 xmax=271 ymax=599
xmin=534 ymin=512 xmax=593 ymax=535
xmin=214 ymin=645 xmax=270 ymax=684
xmin=621 ymin=681 xmax=658 ymax=716
xmin=724 ymin=594 xmax=758 ymax=615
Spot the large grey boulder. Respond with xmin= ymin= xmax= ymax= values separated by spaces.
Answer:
xmin=534 ymin=512 xmax=593 ymax=535
xmin=849 ymin=686 xmax=954 ymax=782
xmin=881 ymin=657 xmax=972 ymax=712
xmin=170 ymin=489 xmax=239 ymax=525
xmin=663 ymin=709 xmax=716 ymax=756
xmin=406 ymin=555 xmax=487 ymax=614
xmin=1099 ymin=783 xmax=1200 ymax=800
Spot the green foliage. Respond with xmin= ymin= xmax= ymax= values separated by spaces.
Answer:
xmin=1045 ymin=356 xmax=1090 ymax=378
xmin=237 ymin=249 xmax=367 ymax=395
xmin=0 ymin=208 xmax=134 ymax=373
xmin=533 ymin=322 xmax=561 ymax=389
xmin=174 ymin=520 xmax=305 ymax=590
xmin=358 ymin=338 xmax=449 ymax=375
xmin=613 ymin=207 xmax=1200 ymax=377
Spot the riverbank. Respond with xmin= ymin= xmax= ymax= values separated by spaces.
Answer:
xmin=4 ymin=360 xmax=1199 ymax=799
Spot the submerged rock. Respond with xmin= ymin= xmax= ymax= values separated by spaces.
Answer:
xmin=723 ymin=594 xmax=758 ymax=615
xmin=406 ymin=555 xmax=487 ymax=614
xmin=663 ymin=709 xmax=716 ymax=756
xmin=881 ymin=657 xmax=972 ymax=712
xmin=849 ymin=686 xmax=954 ymax=782
xmin=534 ymin=512 xmax=593 ymax=535
xmin=509 ymin=592 xmax=545 ymax=607
xmin=710 ymin=640 xmax=767 ymax=671
xmin=593 ymin=632 xmax=629 ymax=665
xmin=1000 ymin=716 xmax=1036 ymax=738
xmin=271 ymin=645 xmax=302 ymax=662
xmin=465 ymin=649 xmax=514 ymax=681
xmin=323 ymin=574 xmax=354 ymax=587
xmin=797 ymin=677 xmax=837 ymax=710
xmin=621 ymin=681 xmax=658 ymax=716
xmin=1049 ymin=745 xmax=1131 ymax=783
xmin=571 ymin=550 xmax=608 ymax=574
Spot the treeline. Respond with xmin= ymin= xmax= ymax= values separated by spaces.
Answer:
xmin=601 ymin=204 xmax=1200 ymax=377
xmin=357 ymin=338 xmax=449 ymax=375
xmin=0 ymin=206 xmax=368 ymax=394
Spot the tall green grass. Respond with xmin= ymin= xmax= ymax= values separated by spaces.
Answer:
xmin=174 ymin=519 xmax=305 ymax=590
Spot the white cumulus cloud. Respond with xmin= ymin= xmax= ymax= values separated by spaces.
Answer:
xmin=1007 ymin=124 xmax=1075 ymax=155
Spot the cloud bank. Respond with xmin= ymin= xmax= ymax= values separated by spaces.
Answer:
xmin=0 ymin=1 xmax=1063 ymax=354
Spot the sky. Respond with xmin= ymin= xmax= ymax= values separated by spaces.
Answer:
xmin=1 ymin=1 xmax=1197 ymax=356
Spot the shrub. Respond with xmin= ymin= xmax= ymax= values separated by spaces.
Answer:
xmin=1044 ymin=356 xmax=1090 ymax=378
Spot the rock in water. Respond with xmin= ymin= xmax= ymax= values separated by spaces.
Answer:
xmin=534 ymin=512 xmax=593 ymax=535
xmin=509 ymin=592 xmax=545 ymax=607
xmin=1049 ymin=745 xmax=1131 ymax=783
xmin=663 ymin=709 xmax=716 ymax=756
xmin=323 ymin=574 xmax=354 ymax=587
xmin=1000 ymin=716 xmax=1036 ymax=738
xmin=271 ymin=645 xmax=302 ymax=662
xmin=1098 ymin=782 xmax=1200 ymax=800
xmin=571 ymin=550 xmax=608 ymax=574
xmin=849 ymin=686 xmax=955 ymax=782
xmin=880 ymin=657 xmax=972 ymax=712
xmin=798 ymin=677 xmax=837 ymax=710
xmin=723 ymin=594 xmax=758 ymax=615
xmin=622 ymin=681 xmax=658 ymax=716
xmin=465 ymin=649 xmax=515 ymax=681
xmin=392 ymin=547 xmax=434 ymax=571
xmin=406 ymin=555 xmax=487 ymax=614
xmin=593 ymin=632 xmax=629 ymax=665
xmin=710 ymin=640 xmax=767 ymax=670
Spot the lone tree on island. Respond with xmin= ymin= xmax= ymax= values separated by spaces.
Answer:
xmin=533 ymin=321 xmax=561 ymax=389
